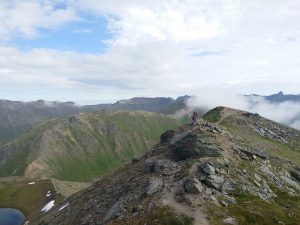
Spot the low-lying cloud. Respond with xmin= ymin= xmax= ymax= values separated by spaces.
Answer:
xmin=186 ymin=89 xmax=300 ymax=130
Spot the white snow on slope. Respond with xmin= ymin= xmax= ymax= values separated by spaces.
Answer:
xmin=41 ymin=200 xmax=55 ymax=213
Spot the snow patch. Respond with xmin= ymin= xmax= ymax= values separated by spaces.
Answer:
xmin=28 ymin=182 xmax=35 ymax=185
xmin=24 ymin=221 xmax=29 ymax=225
xmin=41 ymin=200 xmax=55 ymax=213
xmin=46 ymin=191 xmax=51 ymax=197
xmin=59 ymin=203 xmax=69 ymax=211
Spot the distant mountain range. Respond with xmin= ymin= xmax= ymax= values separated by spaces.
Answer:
xmin=0 ymin=92 xmax=298 ymax=144
xmin=247 ymin=91 xmax=300 ymax=103
xmin=0 ymin=96 xmax=189 ymax=145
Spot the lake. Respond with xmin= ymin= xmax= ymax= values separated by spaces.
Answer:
xmin=0 ymin=208 xmax=24 ymax=225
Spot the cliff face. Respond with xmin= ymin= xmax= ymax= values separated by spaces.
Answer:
xmin=28 ymin=107 xmax=300 ymax=225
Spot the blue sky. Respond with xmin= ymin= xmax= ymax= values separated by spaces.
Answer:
xmin=0 ymin=0 xmax=299 ymax=105
xmin=9 ymin=15 xmax=111 ymax=54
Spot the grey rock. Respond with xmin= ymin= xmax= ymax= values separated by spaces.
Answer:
xmin=144 ymin=159 xmax=155 ymax=172
xmin=184 ymin=178 xmax=203 ymax=194
xmin=223 ymin=217 xmax=237 ymax=225
xmin=220 ymin=200 xmax=229 ymax=207
xmin=103 ymin=198 xmax=126 ymax=222
xmin=254 ymin=149 xmax=269 ymax=160
xmin=146 ymin=177 xmax=163 ymax=195
xmin=221 ymin=179 xmax=236 ymax=194
xmin=160 ymin=130 xmax=176 ymax=143
xmin=260 ymin=165 xmax=275 ymax=178
xmin=172 ymin=132 xmax=222 ymax=160
xmin=280 ymin=176 xmax=300 ymax=191
xmin=290 ymin=169 xmax=300 ymax=182
xmin=144 ymin=158 xmax=181 ymax=175
xmin=205 ymin=175 xmax=225 ymax=190
xmin=201 ymin=164 xmax=216 ymax=175
xmin=254 ymin=173 xmax=262 ymax=182
xmin=205 ymin=188 xmax=213 ymax=195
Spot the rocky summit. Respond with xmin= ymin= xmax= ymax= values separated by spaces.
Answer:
xmin=28 ymin=107 xmax=300 ymax=225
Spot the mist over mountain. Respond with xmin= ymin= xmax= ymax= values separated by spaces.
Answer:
xmin=0 ymin=92 xmax=299 ymax=146
xmin=187 ymin=91 xmax=300 ymax=130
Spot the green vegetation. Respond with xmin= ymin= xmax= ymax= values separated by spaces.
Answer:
xmin=208 ymin=190 xmax=300 ymax=225
xmin=0 ymin=110 xmax=181 ymax=182
xmin=221 ymin=116 xmax=300 ymax=164
xmin=0 ymin=178 xmax=54 ymax=216
xmin=51 ymin=178 xmax=89 ymax=197
xmin=203 ymin=107 xmax=222 ymax=123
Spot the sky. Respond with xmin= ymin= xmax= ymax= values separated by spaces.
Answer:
xmin=0 ymin=0 xmax=300 ymax=104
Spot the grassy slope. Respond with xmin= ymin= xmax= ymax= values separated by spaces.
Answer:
xmin=204 ymin=108 xmax=300 ymax=225
xmin=0 ymin=111 xmax=181 ymax=182
xmin=0 ymin=178 xmax=54 ymax=216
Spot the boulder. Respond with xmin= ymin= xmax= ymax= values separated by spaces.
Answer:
xmin=205 ymin=175 xmax=225 ymax=190
xmin=172 ymin=132 xmax=222 ymax=160
xmin=223 ymin=217 xmax=237 ymax=225
xmin=184 ymin=178 xmax=203 ymax=194
xmin=290 ymin=169 xmax=300 ymax=182
xmin=144 ymin=158 xmax=181 ymax=175
xmin=160 ymin=130 xmax=176 ymax=143
xmin=281 ymin=176 xmax=300 ymax=191
xmin=221 ymin=179 xmax=236 ymax=194
xmin=146 ymin=177 xmax=163 ymax=195
xmin=200 ymin=164 xmax=216 ymax=175
xmin=254 ymin=149 xmax=269 ymax=160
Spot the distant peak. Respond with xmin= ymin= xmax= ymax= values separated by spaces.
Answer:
xmin=277 ymin=91 xmax=284 ymax=95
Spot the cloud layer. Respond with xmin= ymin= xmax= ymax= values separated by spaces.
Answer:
xmin=0 ymin=0 xmax=299 ymax=104
xmin=187 ymin=89 xmax=300 ymax=130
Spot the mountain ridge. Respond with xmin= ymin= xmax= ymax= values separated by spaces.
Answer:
xmin=0 ymin=110 xmax=181 ymax=182
xmin=28 ymin=107 xmax=300 ymax=225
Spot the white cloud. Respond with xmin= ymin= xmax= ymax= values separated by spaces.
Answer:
xmin=0 ymin=0 xmax=299 ymax=106
xmin=187 ymin=89 xmax=300 ymax=130
xmin=0 ymin=0 xmax=79 ymax=40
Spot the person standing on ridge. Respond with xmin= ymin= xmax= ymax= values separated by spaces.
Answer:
xmin=192 ymin=112 xmax=198 ymax=125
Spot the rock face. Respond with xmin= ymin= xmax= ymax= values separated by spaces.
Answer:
xmin=205 ymin=175 xmax=225 ymax=190
xmin=160 ymin=130 xmax=176 ymax=143
xmin=184 ymin=177 xmax=203 ymax=194
xmin=221 ymin=180 xmax=236 ymax=194
xmin=291 ymin=168 xmax=300 ymax=182
xmin=170 ymin=132 xmax=222 ymax=160
xmin=146 ymin=177 xmax=163 ymax=195
xmin=28 ymin=107 xmax=300 ymax=225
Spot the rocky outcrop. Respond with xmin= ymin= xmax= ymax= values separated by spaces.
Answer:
xmin=169 ymin=132 xmax=222 ymax=160
xmin=183 ymin=177 xmax=203 ymax=194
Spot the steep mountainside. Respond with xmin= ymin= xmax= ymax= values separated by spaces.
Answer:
xmin=0 ymin=111 xmax=180 ymax=182
xmin=0 ymin=97 xmax=189 ymax=145
xmin=29 ymin=107 xmax=300 ymax=225
xmin=0 ymin=100 xmax=81 ymax=145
